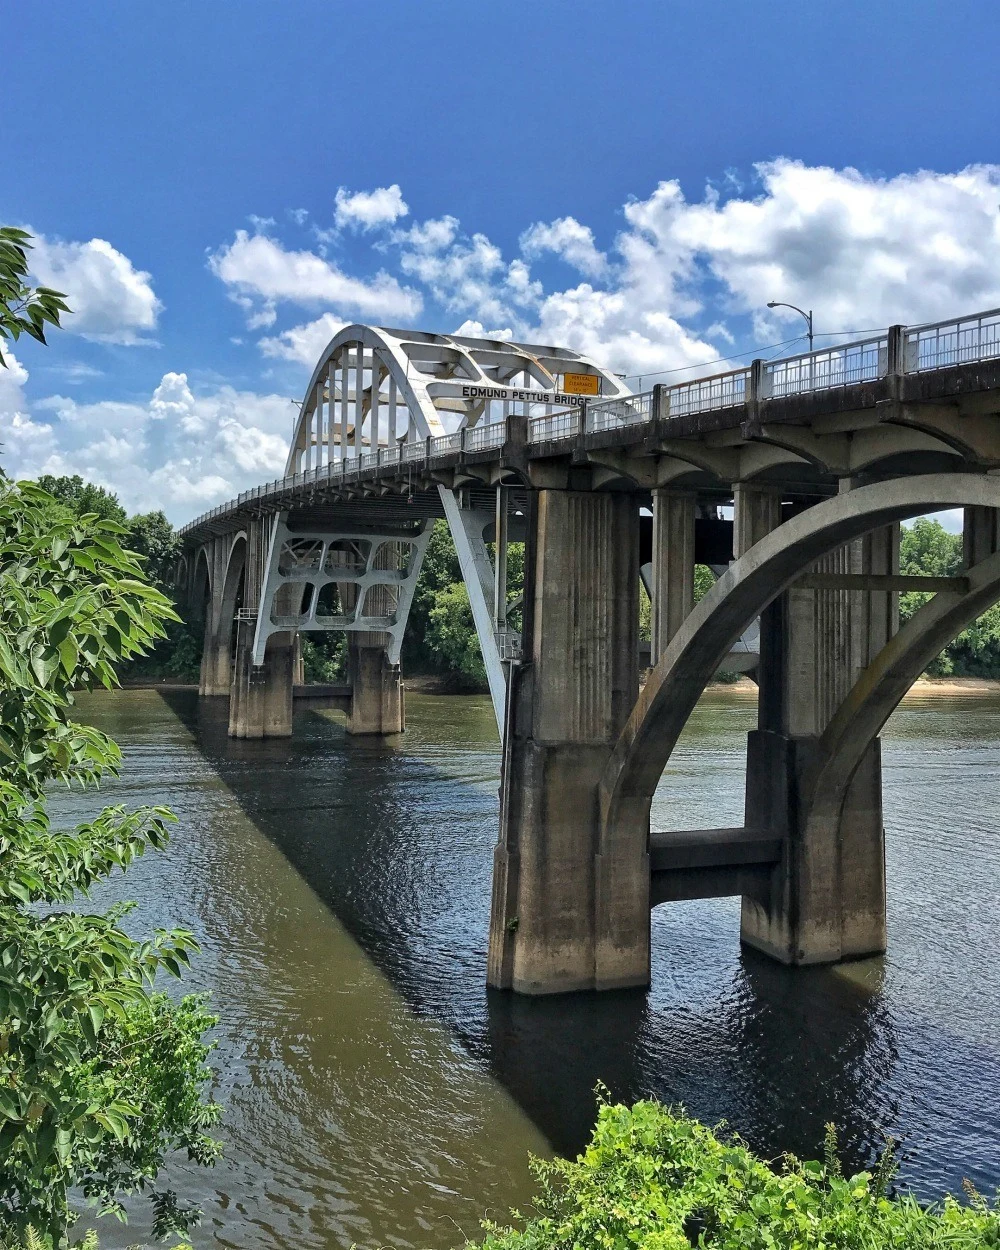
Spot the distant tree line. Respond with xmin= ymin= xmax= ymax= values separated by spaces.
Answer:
xmin=33 ymin=477 xmax=1000 ymax=684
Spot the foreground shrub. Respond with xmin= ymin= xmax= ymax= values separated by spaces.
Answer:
xmin=0 ymin=481 xmax=220 ymax=1244
xmin=476 ymin=1099 xmax=1000 ymax=1249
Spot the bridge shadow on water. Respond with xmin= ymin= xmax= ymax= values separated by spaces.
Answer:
xmin=158 ymin=688 xmax=950 ymax=1184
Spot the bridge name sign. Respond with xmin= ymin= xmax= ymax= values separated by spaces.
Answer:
xmin=455 ymin=382 xmax=589 ymax=406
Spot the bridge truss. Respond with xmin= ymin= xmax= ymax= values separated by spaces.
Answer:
xmin=254 ymin=325 xmax=628 ymax=724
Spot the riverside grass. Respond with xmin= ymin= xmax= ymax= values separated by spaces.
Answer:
xmin=475 ymin=1100 xmax=999 ymax=1249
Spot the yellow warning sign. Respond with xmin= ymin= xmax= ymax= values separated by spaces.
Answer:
xmin=562 ymin=371 xmax=600 ymax=396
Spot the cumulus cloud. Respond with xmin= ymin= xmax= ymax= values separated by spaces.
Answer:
xmin=334 ymin=184 xmax=409 ymax=231
xmin=627 ymin=160 xmax=1000 ymax=339
xmin=208 ymin=229 xmax=421 ymax=325
xmin=259 ymin=312 xmax=348 ymax=365
xmin=520 ymin=216 xmax=608 ymax=277
xmin=28 ymin=234 xmax=161 ymax=345
xmin=380 ymin=160 xmax=1000 ymax=375
xmin=2 ymin=366 xmax=292 ymax=523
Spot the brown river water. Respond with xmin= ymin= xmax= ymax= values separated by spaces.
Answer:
xmin=53 ymin=686 xmax=1000 ymax=1248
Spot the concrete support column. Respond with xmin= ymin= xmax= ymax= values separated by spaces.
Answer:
xmin=964 ymin=504 xmax=1000 ymax=567
xmin=487 ymin=490 xmax=639 ymax=995
xmin=650 ymin=490 xmax=695 ymax=663
xmin=228 ymin=620 xmax=294 ymax=738
xmin=347 ymin=644 xmax=404 ymax=735
xmin=198 ymin=619 xmax=231 ymax=696
xmin=742 ymin=483 xmax=898 ymax=964
xmin=345 ymin=539 xmax=405 ymax=736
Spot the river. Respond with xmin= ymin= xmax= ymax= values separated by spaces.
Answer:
xmin=54 ymin=686 xmax=1000 ymax=1248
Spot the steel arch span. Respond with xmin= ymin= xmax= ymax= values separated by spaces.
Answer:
xmin=257 ymin=323 xmax=629 ymax=725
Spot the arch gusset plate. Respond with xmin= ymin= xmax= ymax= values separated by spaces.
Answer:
xmin=251 ymin=512 xmax=433 ymax=665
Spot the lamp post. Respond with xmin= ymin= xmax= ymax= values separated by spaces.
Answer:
xmin=767 ymin=301 xmax=813 ymax=353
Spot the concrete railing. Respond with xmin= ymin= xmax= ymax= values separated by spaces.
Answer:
xmin=180 ymin=304 xmax=1000 ymax=537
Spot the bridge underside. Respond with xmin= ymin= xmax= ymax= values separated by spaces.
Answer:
xmin=177 ymin=312 xmax=1000 ymax=994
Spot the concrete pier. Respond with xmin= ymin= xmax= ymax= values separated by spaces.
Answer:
xmin=229 ymin=620 xmax=294 ymax=738
xmin=740 ymin=483 xmax=897 ymax=964
xmin=347 ymin=645 xmax=404 ymax=735
xmin=487 ymin=490 xmax=639 ymax=994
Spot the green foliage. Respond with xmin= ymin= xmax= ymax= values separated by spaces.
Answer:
xmin=899 ymin=517 xmax=1000 ymax=678
xmin=122 ymin=513 xmax=179 ymax=592
xmin=402 ymin=520 xmax=523 ymax=687
xmin=0 ymin=229 xmax=70 ymax=369
xmin=34 ymin=480 xmax=127 ymax=530
xmin=301 ymin=633 xmax=346 ymax=683
xmin=427 ymin=581 xmax=488 ymax=685
xmin=476 ymin=1099 xmax=1000 ymax=1250
xmin=0 ymin=481 xmax=220 ymax=1243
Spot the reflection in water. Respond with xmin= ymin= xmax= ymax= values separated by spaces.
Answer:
xmin=53 ymin=686 xmax=1000 ymax=1248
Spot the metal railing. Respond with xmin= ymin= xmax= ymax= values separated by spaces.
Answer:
xmin=431 ymin=431 xmax=463 ymax=455
xmin=180 ymin=302 xmax=1000 ymax=537
xmin=529 ymin=407 xmax=582 ymax=443
xmin=400 ymin=440 xmax=425 ymax=463
xmin=662 ymin=367 xmax=748 ymax=417
xmin=904 ymin=308 xmax=1000 ymax=372
xmin=586 ymin=391 xmax=653 ymax=433
xmin=465 ymin=421 xmax=506 ymax=452
xmin=763 ymin=334 xmax=887 ymax=399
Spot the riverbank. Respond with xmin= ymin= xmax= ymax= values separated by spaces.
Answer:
xmin=121 ymin=673 xmax=1000 ymax=696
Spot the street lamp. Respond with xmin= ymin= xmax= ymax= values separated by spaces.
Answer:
xmin=767 ymin=301 xmax=813 ymax=353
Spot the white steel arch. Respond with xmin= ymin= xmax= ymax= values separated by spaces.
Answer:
xmin=284 ymin=324 xmax=629 ymax=474
xmin=269 ymin=324 xmax=628 ymax=728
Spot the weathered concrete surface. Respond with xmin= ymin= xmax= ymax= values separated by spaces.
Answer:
xmin=229 ymin=621 xmax=294 ymax=739
xmin=347 ymin=646 xmax=404 ymax=735
xmin=488 ymin=490 xmax=639 ymax=994
xmin=650 ymin=489 xmax=694 ymax=664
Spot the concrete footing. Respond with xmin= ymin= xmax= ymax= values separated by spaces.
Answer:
xmin=347 ymin=646 xmax=404 ymax=735
xmin=740 ymin=729 xmax=886 ymax=963
xmin=228 ymin=620 xmax=294 ymax=738
xmin=198 ymin=627 xmax=231 ymax=696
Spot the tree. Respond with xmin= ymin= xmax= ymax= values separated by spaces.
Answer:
xmin=0 ymin=229 xmax=69 ymax=369
xmin=35 ymin=477 xmax=127 ymax=528
xmin=125 ymin=511 xmax=180 ymax=591
xmin=0 ymin=232 xmax=219 ymax=1242
xmin=475 ymin=1099 xmax=1000 ymax=1249
xmin=0 ymin=481 xmax=220 ymax=1242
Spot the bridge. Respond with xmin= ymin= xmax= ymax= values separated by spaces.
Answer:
xmin=177 ymin=307 xmax=1000 ymax=995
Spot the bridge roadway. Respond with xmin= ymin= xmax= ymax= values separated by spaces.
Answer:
xmin=178 ymin=307 xmax=1000 ymax=994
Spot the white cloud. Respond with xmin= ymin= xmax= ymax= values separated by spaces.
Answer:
xmin=2 ymin=368 xmax=293 ymax=523
xmin=637 ymin=160 xmax=1000 ymax=336
xmin=258 ymin=313 xmax=348 ymax=365
xmin=520 ymin=216 xmax=608 ymax=277
xmin=209 ymin=229 xmax=421 ymax=326
xmin=28 ymin=234 xmax=161 ymax=345
xmin=453 ymin=320 xmax=514 ymax=341
xmin=334 ymin=184 xmax=409 ymax=231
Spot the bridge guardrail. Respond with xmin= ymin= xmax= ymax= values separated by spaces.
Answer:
xmin=762 ymin=334 xmax=888 ymax=399
xmin=466 ymin=422 xmax=506 ymax=452
xmin=529 ymin=408 xmax=582 ymax=443
xmin=587 ymin=392 xmax=653 ymax=433
xmin=903 ymin=307 xmax=1000 ymax=373
xmin=178 ymin=301 xmax=1000 ymax=538
xmin=661 ymin=368 xmax=749 ymax=417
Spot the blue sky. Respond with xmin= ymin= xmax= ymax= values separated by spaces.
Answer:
xmin=5 ymin=0 xmax=1000 ymax=522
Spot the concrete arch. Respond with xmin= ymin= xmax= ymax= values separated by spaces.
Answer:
xmin=219 ymin=533 xmax=248 ymax=626
xmin=599 ymin=473 xmax=1000 ymax=841
xmin=810 ymin=546 xmax=1000 ymax=826
xmin=191 ymin=547 xmax=212 ymax=622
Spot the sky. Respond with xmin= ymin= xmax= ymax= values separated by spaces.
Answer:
xmin=5 ymin=0 xmax=1000 ymax=524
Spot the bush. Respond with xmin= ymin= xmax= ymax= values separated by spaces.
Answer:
xmin=0 ymin=481 xmax=220 ymax=1244
xmin=476 ymin=1099 xmax=1000 ymax=1250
